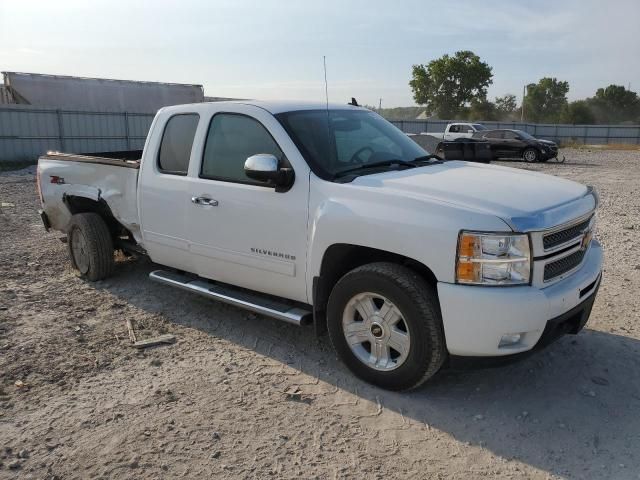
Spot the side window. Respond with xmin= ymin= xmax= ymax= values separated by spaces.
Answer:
xmin=158 ymin=114 xmax=199 ymax=175
xmin=449 ymin=125 xmax=460 ymax=133
xmin=462 ymin=125 xmax=474 ymax=133
xmin=503 ymin=131 xmax=517 ymax=139
xmin=201 ymin=113 xmax=285 ymax=184
xmin=486 ymin=131 xmax=502 ymax=139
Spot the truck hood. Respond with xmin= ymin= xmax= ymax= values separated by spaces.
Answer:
xmin=352 ymin=161 xmax=595 ymax=231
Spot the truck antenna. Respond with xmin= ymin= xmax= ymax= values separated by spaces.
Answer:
xmin=323 ymin=56 xmax=334 ymax=165
xmin=323 ymin=56 xmax=329 ymax=112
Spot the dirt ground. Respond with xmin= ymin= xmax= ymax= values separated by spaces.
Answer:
xmin=1 ymin=148 xmax=639 ymax=480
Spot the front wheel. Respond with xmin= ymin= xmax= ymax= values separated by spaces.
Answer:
xmin=67 ymin=213 xmax=114 ymax=281
xmin=327 ymin=263 xmax=446 ymax=391
xmin=523 ymin=147 xmax=539 ymax=163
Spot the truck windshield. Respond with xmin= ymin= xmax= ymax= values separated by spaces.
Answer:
xmin=275 ymin=109 xmax=427 ymax=180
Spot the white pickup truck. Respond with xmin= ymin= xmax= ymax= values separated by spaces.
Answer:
xmin=441 ymin=122 xmax=488 ymax=140
xmin=37 ymin=101 xmax=602 ymax=390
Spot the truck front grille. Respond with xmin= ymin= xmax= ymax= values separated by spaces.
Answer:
xmin=543 ymin=217 xmax=591 ymax=250
xmin=544 ymin=248 xmax=587 ymax=281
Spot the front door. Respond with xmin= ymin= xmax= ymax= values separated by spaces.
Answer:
xmin=185 ymin=109 xmax=310 ymax=303
xmin=502 ymin=131 xmax=527 ymax=157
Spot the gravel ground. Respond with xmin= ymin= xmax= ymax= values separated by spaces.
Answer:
xmin=1 ymin=148 xmax=639 ymax=479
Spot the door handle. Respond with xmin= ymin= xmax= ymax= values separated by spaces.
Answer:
xmin=191 ymin=196 xmax=218 ymax=206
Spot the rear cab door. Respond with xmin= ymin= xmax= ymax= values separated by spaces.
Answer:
xmin=138 ymin=108 xmax=201 ymax=273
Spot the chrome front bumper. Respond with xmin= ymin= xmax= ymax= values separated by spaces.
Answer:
xmin=438 ymin=239 xmax=603 ymax=357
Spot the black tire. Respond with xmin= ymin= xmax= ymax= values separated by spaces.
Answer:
xmin=327 ymin=262 xmax=446 ymax=391
xmin=522 ymin=147 xmax=539 ymax=163
xmin=67 ymin=213 xmax=114 ymax=281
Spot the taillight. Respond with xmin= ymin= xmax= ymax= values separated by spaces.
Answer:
xmin=36 ymin=164 xmax=44 ymax=204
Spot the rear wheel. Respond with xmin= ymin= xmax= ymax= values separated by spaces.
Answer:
xmin=327 ymin=262 xmax=446 ymax=391
xmin=67 ymin=213 xmax=114 ymax=281
xmin=523 ymin=147 xmax=539 ymax=162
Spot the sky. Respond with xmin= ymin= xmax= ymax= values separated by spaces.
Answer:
xmin=1 ymin=0 xmax=639 ymax=107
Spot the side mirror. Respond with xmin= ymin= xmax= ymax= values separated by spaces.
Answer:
xmin=244 ymin=154 xmax=294 ymax=190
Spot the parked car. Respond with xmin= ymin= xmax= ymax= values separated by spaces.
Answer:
xmin=440 ymin=122 xmax=488 ymax=141
xmin=37 ymin=101 xmax=602 ymax=391
xmin=472 ymin=129 xmax=559 ymax=162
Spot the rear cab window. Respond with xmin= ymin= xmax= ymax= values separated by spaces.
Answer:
xmin=157 ymin=114 xmax=200 ymax=175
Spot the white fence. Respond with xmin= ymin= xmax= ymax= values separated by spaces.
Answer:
xmin=0 ymin=105 xmax=154 ymax=163
xmin=1 ymin=105 xmax=639 ymax=164
xmin=389 ymin=119 xmax=640 ymax=145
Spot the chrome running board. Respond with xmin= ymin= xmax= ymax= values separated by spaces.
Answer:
xmin=149 ymin=270 xmax=311 ymax=326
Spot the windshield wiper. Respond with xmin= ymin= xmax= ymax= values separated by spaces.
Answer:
xmin=333 ymin=159 xmax=416 ymax=178
xmin=411 ymin=154 xmax=443 ymax=163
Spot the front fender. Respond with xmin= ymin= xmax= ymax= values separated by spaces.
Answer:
xmin=305 ymin=193 xmax=510 ymax=302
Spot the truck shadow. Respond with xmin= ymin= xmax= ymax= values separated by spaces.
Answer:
xmin=101 ymin=258 xmax=640 ymax=479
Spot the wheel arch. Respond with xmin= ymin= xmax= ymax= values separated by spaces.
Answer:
xmin=63 ymin=195 xmax=132 ymax=244
xmin=312 ymin=243 xmax=439 ymax=335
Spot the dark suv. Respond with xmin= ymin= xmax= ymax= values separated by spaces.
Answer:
xmin=472 ymin=129 xmax=558 ymax=162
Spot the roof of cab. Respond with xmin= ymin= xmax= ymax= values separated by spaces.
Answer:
xmin=204 ymin=99 xmax=367 ymax=114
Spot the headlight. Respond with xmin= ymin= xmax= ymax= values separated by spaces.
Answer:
xmin=456 ymin=231 xmax=531 ymax=285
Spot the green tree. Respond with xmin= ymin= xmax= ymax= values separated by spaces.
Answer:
xmin=409 ymin=51 xmax=493 ymax=118
xmin=466 ymin=100 xmax=497 ymax=121
xmin=587 ymin=85 xmax=640 ymax=123
xmin=495 ymin=94 xmax=517 ymax=119
xmin=523 ymin=78 xmax=569 ymax=123
xmin=559 ymin=100 xmax=596 ymax=124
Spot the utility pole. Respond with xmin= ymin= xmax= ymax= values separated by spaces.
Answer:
xmin=520 ymin=84 xmax=526 ymax=123
xmin=379 ymin=98 xmax=382 ymax=111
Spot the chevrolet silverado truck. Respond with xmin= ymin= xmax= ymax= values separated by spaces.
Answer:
xmin=37 ymin=101 xmax=602 ymax=391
